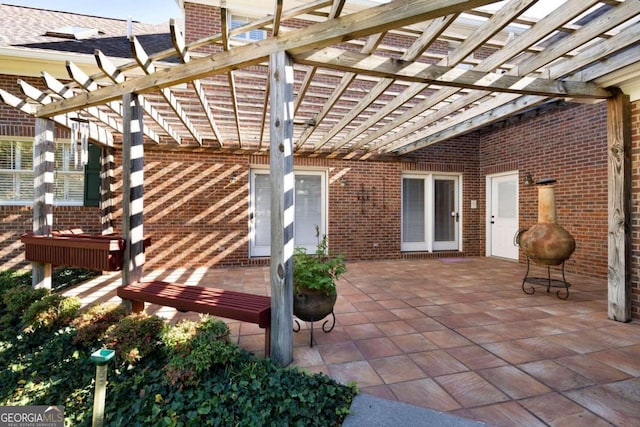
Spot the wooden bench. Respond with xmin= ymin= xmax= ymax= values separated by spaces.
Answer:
xmin=117 ymin=280 xmax=271 ymax=356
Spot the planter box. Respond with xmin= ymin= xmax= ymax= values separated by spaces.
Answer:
xmin=21 ymin=229 xmax=150 ymax=271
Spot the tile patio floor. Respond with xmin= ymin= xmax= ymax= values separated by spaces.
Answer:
xmin=64 ymin=257 xmax=640 ymax=426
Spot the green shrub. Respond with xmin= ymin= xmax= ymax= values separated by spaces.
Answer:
xmin=0 ymin=286 xmax=49 ymax=335
xmin=0 ymin=270 xmax=30 ymax=295
xmin=104 ymin=313 xmax=166 ymax=366
xmin=163 ymin=317 xmax=236 ymax=387
xmin=71 ymin=303 xmax=128 ymax=349
xmin=22 ymin=294 xmax=81 ymax=332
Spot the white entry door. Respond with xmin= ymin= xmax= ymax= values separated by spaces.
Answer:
xmin=488 ymin=172 xmax=519 ymax=260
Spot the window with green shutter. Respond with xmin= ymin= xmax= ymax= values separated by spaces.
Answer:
xmin=0 ymin=138 xmax=99 ymax=206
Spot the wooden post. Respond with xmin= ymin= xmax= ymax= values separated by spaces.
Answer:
xmin=121 ymin=93 xmax=145 ymax=305
xmin=607 ymin=88 xmax=631 ymax=322
xmin=100 ymin=146 xmax=115 ymax=235
xmin=32 ymin=118 xmax=54 ymax=289
xmin=269 ymin=51 xmax=294 ymax=365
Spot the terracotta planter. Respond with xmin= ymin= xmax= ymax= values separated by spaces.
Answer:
xmin=293 ymin=288 xmax=336 ymax=322
xmin=519 ymin=180 xmax=575 ymax=266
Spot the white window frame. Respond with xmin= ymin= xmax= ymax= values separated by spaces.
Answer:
xmin=249 ymin=167 xmax=328 ymax=258
xmin=0 ymin=138 xmax=84 ymax=206
xmin=229 ymin=14 xmax=267 ymax=42
xmin=401 ymin=172 xmax=462 ymax=252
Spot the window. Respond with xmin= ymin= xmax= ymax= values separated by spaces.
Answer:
xmin=249 ymin=169 xmax=326 ymax=257
xmin=0 ymin=138 xmax=98 ymax=206
xmin=402 ymin=174 xmax=461 ymax=252
xmin=230 ymin=15 xmax=266 ymax=42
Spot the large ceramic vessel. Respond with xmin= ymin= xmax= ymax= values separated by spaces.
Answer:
xmin=519 ymin=179 xmax=575 ymax=266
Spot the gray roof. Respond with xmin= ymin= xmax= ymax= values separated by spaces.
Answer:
xmin=0 ymin=3 xmax=173 ymax=58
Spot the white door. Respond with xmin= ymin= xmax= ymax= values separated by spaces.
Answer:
xmin=488 ymin=173 xmax=519 ymax=260
xmin=401 ymin=174 xmax=460 ymax=252
xmin=250 ymin=170 xmax=326 ymax=257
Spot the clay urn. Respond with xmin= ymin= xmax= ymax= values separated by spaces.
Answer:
xmin=519 ymin=178 xmax=575 ymax=266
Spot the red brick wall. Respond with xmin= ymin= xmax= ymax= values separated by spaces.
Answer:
xmin=631 ymin=99 xmax=640 ymax=319
xmin=479 ymin=102 xmax=609 ymax=279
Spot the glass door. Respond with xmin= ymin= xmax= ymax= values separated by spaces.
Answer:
xmin=250 ymin=170 xmax=325 ymax=257
xmin=402 ymin=174 xmax=460 ymax=252
xmin=433 ymin=176 xmax=459 ymax=251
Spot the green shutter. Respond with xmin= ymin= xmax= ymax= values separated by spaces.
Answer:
xmin=83 ymin=144 xmax=101 ymax=206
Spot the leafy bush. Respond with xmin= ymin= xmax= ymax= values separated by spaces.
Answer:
xmin=0 ymin=285 xmax=49 ymax=335
xmin=104 ymin=313 xmax=166 ymax=366
xmin=0 ymin=270 xmax=30 ymax=295
xmin=72 ymin=303 xmax=128 ymax=349
xmin=163 ymin=317 xmax=237 ymax=388
xmin=22 ymin=294 xmax=81 ymax=332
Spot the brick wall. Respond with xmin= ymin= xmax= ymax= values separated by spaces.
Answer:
xmin=479 ymin=102 xmax=609 ymax=279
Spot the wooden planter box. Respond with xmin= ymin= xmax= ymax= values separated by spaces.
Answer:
xmin=21 ymin=229 xmax=150 ymax=271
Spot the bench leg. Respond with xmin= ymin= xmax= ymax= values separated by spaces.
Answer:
xmin=265 ymin=327 xmax=271 ymax=357
xmin=130 ymin=299 xmax=145 ymax=313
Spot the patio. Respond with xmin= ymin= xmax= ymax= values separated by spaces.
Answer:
xmin=63 ymin=257 xmax=640 ymax=426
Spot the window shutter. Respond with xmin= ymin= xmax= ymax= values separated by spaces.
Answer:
xmin=83 ymin=144 xmax=101 ymax=206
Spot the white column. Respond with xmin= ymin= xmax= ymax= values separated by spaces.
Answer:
xmin=121 ymin=93 xmax=145 ymax=293
xmin=32 ymin=118 xmax=55 ymax=289
xmin=100 ymin=147 xmax=115 ymax=235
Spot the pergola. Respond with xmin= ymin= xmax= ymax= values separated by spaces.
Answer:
xmin=1 ymin=0 xmax=638 ymax=364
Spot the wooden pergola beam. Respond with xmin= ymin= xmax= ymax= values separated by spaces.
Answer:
xmin=320 ymin=13 xmax=457 ymax=153
xmin=269 ymin=50 xmax=295 ymax=365
xmin=607 ymin=88 xmax=631 ymax=322
xmin=220 ymin=8 xmax=243 ymax=147
xmin=64 ymin=61 xmax=161 ymax=144
xmin=170 ymin=20 xmax=225 ymax=146
xmin=375 ymin=0 xmax=637 ymax=153
xmin=130 ymin=36 xmax=202 ymax=145
xmin=294 ymin=47 xmax=611 ymax=98
xmin=95 ymin=49 xmax=182 ymax=144
xmin=295 ymin=32 xmax=385 ymax=150
xmin=35 ymin=0 xmax=497 ymax=118
xmin=0 ymin=89 xmax=113 ymax=147
xmin=336 ymin=0 xmax=546 ymax=153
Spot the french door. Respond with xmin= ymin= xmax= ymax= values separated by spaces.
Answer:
xmin=402 ymin=174 xmax=460 ymax=252
xmin=250 ymin=169 xmax=326 ymax=257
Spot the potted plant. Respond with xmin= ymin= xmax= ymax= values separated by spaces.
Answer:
xmin=292 ymin=234 xmax=346 ymax=322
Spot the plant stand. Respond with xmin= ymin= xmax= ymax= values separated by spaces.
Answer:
xmin=521 ymin=256 xmax=570 ymax=300
xmin=293 ymin=311 xmax=335 ymax=347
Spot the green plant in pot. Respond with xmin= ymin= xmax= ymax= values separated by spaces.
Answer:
xmin=293 ymin=234 xmax=346 ymax=322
